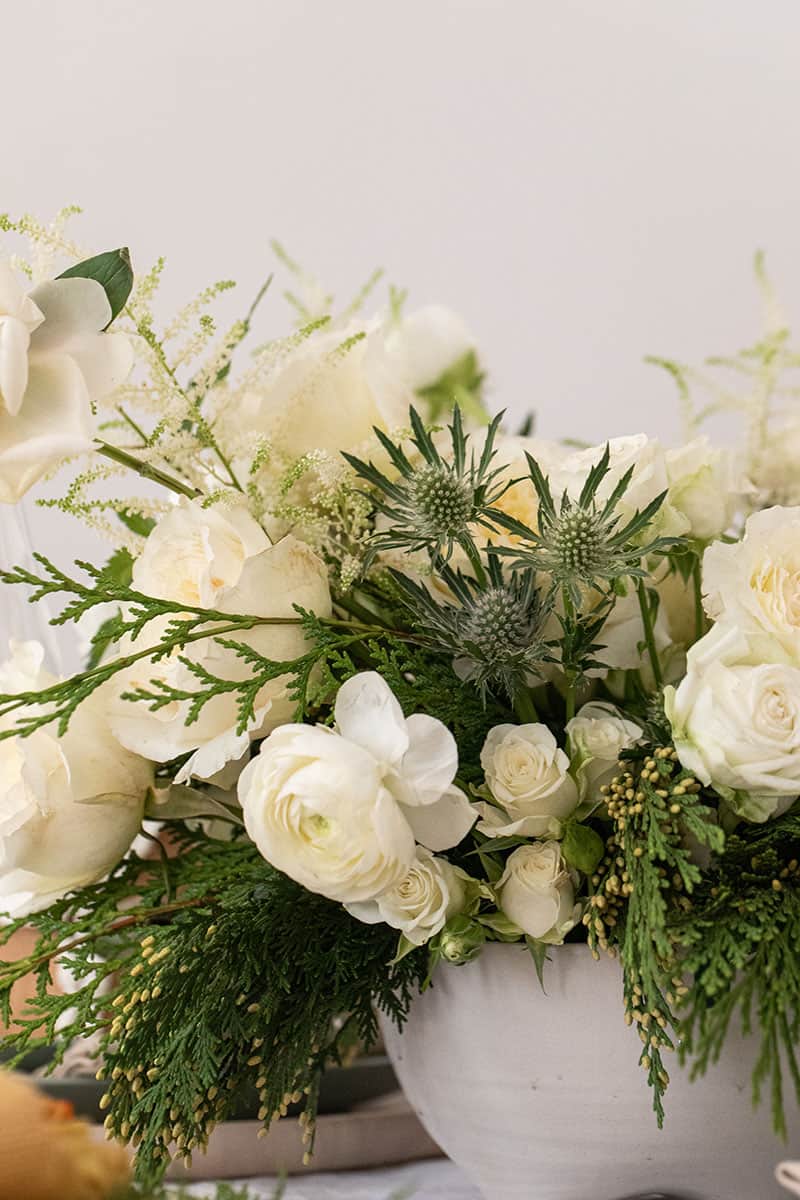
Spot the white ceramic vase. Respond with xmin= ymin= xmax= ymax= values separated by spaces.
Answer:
xmin=381 ymin=943 xmax=799 ymax=1200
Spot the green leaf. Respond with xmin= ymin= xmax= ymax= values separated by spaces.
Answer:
xmin=562 ymin=820 xmax=605 ymax=874
xmin=58 ymin=248 xmax=133 ymax=326
xmin=85 ymin=612 xmax=122 ymax=670
xmin=100 ymin=547 xmax=135 ymax=588
xmin=117 ymin=508 xmax=156 ymax=539
xmin=525 ymin=935 xmax=550 ymax=991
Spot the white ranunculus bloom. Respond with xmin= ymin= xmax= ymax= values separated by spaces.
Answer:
xmin=475 ymin=723 xmax=578 ymax=839
xmin=0 ymin=262 xmax=133 ymax=502
xmin=497 ymin=841 xmax=580 ymax=944
xmin=107 ymin=500 xmax=332 ymax=781
xmin=239 ymin=672 xmax=475 ymax=904
xmin=345 ymin=846 xmax=468 ymax=946
xmin=0 ymin=641 xmax=152 ymax=917
xmin=665 ymin=437 xmax=738 ymax=542
xmin=665 ymin=621 xmax=800 ymax=822
xmin=566 ymin=701 xmax=642 ymax=802
xmin=702 ymin=506 xmax=800 ymax=664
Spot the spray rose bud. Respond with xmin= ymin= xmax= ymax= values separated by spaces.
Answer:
xmin=438 ymin=915 xmax=486 ymax=964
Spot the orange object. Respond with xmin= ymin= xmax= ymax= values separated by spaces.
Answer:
xmin=0 ymin=1070 xmax=130 ymax=1200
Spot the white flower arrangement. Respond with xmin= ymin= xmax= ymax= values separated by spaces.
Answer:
xmin=2 ymin=212 xmax=800 ymax=1184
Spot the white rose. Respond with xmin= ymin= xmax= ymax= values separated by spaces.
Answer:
xmin=475 ymin=723 xmax=577 ymax=838
xmin=665 ymin=621 xmax=800 ymax=822
xmin=107 ymin=500 xmax=332 ymax=781
xmin=665 ymin=437 xmax=738 ymax=542
xmin=702 ymin=506 xmax=800 ymax=664
xmin=383 ymin=305 xmax=476 ymax=392
xmin=239 ymin=672 xmax=475 ymax=904
xmin=346 ymin=847 xmax=468 ymax=946
xmin=497 ymin=841 xmax=580 ymax=944
xmin=566 ymin=701 xmax=642 ymax=802
xmin=234 ymin=318 xmax=410 ymax=462
xmin=0 ymin=262 xmax=133 ymax=502
xmin=0 ymin=641 xmax=152 ymax=916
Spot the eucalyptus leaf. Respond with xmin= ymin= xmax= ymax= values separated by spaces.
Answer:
xmin=58 ymin=247 xmax=133 ymax=326
xmin=525 ymin=935 xmax=550 ymax=991
xmin=146 ymin=785 xmax=243 ymax=825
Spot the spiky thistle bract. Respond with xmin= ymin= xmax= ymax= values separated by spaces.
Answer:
xmin=342 ymin=405 xmax=512 ymax=565
xmin=390 ymin=554 xmax=552 ymax=701
xmin=488 ymin=443 xmax=680 ymax=605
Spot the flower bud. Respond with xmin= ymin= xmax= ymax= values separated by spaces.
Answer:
xmin=437 ymin=915 xmax=486 ymax=965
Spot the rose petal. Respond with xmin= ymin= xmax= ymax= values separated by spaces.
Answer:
xmin=400 ymin=786 xmax=476 ymax=851
xmin=334 ymin=671 xmax=409 ymax=765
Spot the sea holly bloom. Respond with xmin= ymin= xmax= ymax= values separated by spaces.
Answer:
xmin=238 ymin=671 xmax=475 ymax=904
xmin=343 ymin=404 xmax=512 ymax=564
xmin=490 ymin=440 xmax=679 ymax=605
xmin=0 ymin=260 xmax=133 ymax=502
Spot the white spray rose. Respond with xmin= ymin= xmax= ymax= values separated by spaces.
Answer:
xmin=0 ymin=641 xmax=152 ymax=916
xmin=346 ymin=847 xmax=469 ymax=946
xmin=566 ymin=701 xmax=642 ymax=802
xmin=107 ymin=500 xmax=331 ymax=782
xmin=665 ymin=621 xmax=800 ymax=822
xmin=665 ymin=437 xmax=738 ymax=542
xmin=702 ymin=506 xmax=800 ymax=664
xmin=474 ymin=723 xmax=577 ymax=838
xmin=0 ymin=262 xmax=133 ymax=502
xmin=497 ymin=841 xmax=580 ymax=944
xmin=239 ymin=672 xmax=475 ymax=904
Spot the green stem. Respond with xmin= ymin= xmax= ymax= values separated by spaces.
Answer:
xmin=463 ymin=540 xmax=488 ymax=588
xmin=692 ymin=556 xmax=706 ymax=644
xmin=96 ymin=441 xmax=200 ymax=499
xmin=514 ymin=688 xmax=539 ymax=724
xmin=561 ymin=586 xmax=577 ymax=722
xmin=637 ymin=578 xmax=664 ymax=690
xmin=115 ymin=405 xmax=150 ymax=446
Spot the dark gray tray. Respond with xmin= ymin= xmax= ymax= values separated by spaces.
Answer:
xmin=6 ymin=1046 xmax=398 ymax=1122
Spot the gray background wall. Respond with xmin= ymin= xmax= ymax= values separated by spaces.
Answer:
xmin=3 ymin=0 xmax=800 ymax=566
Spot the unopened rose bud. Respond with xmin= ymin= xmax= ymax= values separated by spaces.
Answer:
xmin=438 ymin=915 xmax=486 ymax=965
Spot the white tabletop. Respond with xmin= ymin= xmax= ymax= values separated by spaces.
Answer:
xmin=186 ymin=1160 xmax=478 ymax=1198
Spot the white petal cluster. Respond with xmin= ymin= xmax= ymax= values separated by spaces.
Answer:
xmin=667 ymin=506 xmax=800 ymax=822
xmin=239 ymin=671 xmax=475 ymax=906
xmin=0 ymin=641 xmax=152 ymax=916
xmin=497 ymin=841 xmax=580 ymax=944
xmin=107 ymin=499 xmax=331 ymax=782
xmin=345 ymin=846 xmax=468 ymax=946
xmin=474 ymin=723 xmax=578 ymax=838
xmin=0 ymin=262 xmax=132 ymax=502
xmin=566 ymin=701 xmax=642 ymax=804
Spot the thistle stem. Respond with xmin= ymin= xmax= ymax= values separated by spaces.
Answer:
xmin=637 ymin=578 xmax=664 ymax=690
xmin=514 ymin=687 xmax=539 ymax=723
xmin=463 ymin=540 xmax=488 ymax=588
